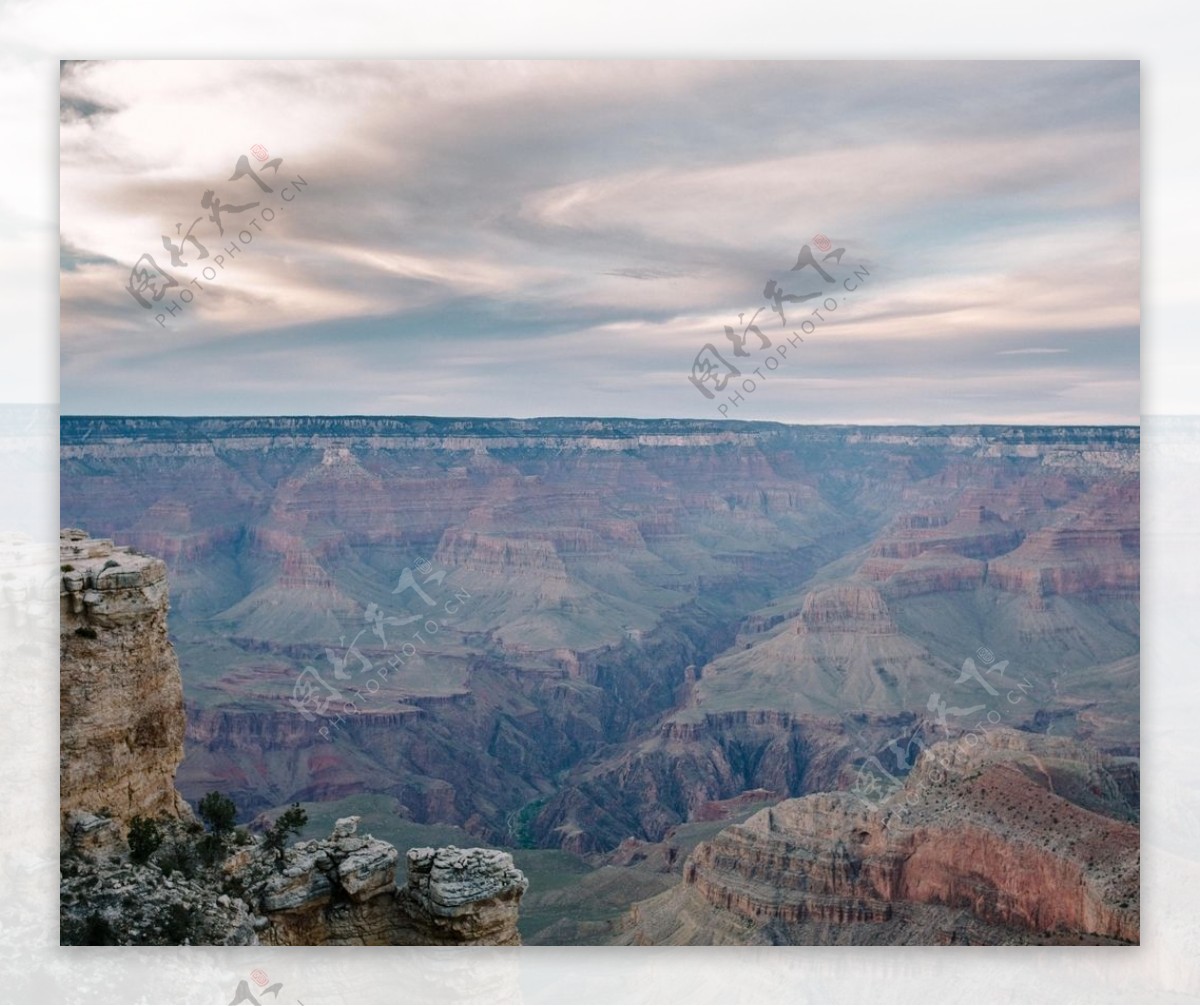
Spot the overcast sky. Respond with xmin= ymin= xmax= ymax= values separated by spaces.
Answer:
xmin=59 ymin=60 xmax=1139 ymax=424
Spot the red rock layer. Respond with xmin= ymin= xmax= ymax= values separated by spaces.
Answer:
xmin=681 ymin=732 xmax=1138 ymax=943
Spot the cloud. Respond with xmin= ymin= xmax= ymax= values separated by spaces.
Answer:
xmin=59 ymin=60 xmax=1140 ymax=424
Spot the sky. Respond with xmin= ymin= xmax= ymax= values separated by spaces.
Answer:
xmin=59 ymin=60 xmax=1140 ymax=424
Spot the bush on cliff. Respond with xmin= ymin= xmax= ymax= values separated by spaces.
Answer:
xmin=127 ymin=816 xmax=162 ymax=865
xmin=157 ymin=837 xmax=198 ymax=879
xmin=263 ymin=803 xmax=308 ymax=869
xmin=198 ymin=791 xmax=236 ymax=834
xmin=198 ymin=791 xmax=238 ymax=865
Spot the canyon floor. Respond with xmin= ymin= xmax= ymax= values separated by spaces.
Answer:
xmin=60 ymin=417 xmax=1139 ymax=944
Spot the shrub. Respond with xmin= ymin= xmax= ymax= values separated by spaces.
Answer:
xmin=263 ymin=803 xmax=308 ymax=868
xmin=512 ymin=799 xmax=547 ymax=849
xmin=128 ymin=816 xmax=163 ymax=865
xmin=157 ymin=839 xmax=198 ymax=880
xmin=198 ymin=791 xmax=237 ymax=835
xmin=197 ymin=831 xmax=228 ymax=866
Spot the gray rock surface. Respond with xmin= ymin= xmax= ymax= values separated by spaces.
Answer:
xmin=255 ymin=818 xmax=526 ymax=946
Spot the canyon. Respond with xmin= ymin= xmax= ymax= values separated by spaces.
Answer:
xmin=60 ymin=417 xmax=1139 ymax=944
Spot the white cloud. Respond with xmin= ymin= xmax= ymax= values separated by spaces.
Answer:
xmin=59 ymin=60 xmax=1140 ymax=423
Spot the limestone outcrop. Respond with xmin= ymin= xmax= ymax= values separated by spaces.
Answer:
xmin=59 ymin=529 xmax=189 ymax=827
xmin=399 ymin=845 xmax=528 ymax=945
xmin=255 ymin=818 xmax=527 ymax=946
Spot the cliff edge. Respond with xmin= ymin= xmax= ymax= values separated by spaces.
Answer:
xmin=59 ymin=529 xmax=189 ymax=828
xmin=59 ymin=530 xmax=526 ymax=945
xmin=254 ymin=817 xmax=526 ymax=946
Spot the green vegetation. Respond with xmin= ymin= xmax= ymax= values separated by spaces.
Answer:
xmin=157 ymin=837 xmax=198 ymax=879
xmin=263 ymin=803 xmax=308 ymax=868
xmin=511 ymin=799 xmax=547 ymax=849
xmin=198 ymin=791 xmax=237 ymax=834
xmin=197 ymin=791 xmax=238 ymax=864
xmin=127 ymin=816 xmax=163 ymax=865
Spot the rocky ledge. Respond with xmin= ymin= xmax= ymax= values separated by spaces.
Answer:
xmin=256 ymin=817 xmax=527 ymax=945
xmin=399 ymin=845 xmax=529 ymax=946
xmin=62 ymin=811 xmax=528 ymax=946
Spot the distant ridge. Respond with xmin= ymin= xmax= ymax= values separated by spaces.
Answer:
xmin=59 ymin=414 xmax=1139 ymax=448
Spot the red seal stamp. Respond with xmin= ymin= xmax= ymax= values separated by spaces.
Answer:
xmin=250 ymin=144 xmax=270 ymax=162
xmin=812 ymin=233 xmax=832 ymax=253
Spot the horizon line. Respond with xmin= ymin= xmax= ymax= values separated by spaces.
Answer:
xmin=58 ymin=413 xmax=1142 ymax=429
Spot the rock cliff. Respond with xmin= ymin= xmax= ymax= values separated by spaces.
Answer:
xmin=61 ymin=810 xmax=528 ymax=947
xmin=398 ymin=845 xmax=528 ymax=945
xmin=618 ymin=730 xmax=1139 ymax=945
xmin=59 ymin=531 xmax=527 ymax=945
xmin=59 ymin=529 xmax=190 ymax=827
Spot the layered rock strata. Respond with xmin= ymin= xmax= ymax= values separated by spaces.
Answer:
xmin=618 ymin=730 xmax=1139 ymax=945
xmin=256 ymin=817 xmax=526 ymax=946
xmin=60 ymin=421 xmax=1138 ymax=864
xmin=398 ymin=845 xmax=529 ymax=945
xmin=59 ymin=529 xmax=189 ymax=827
